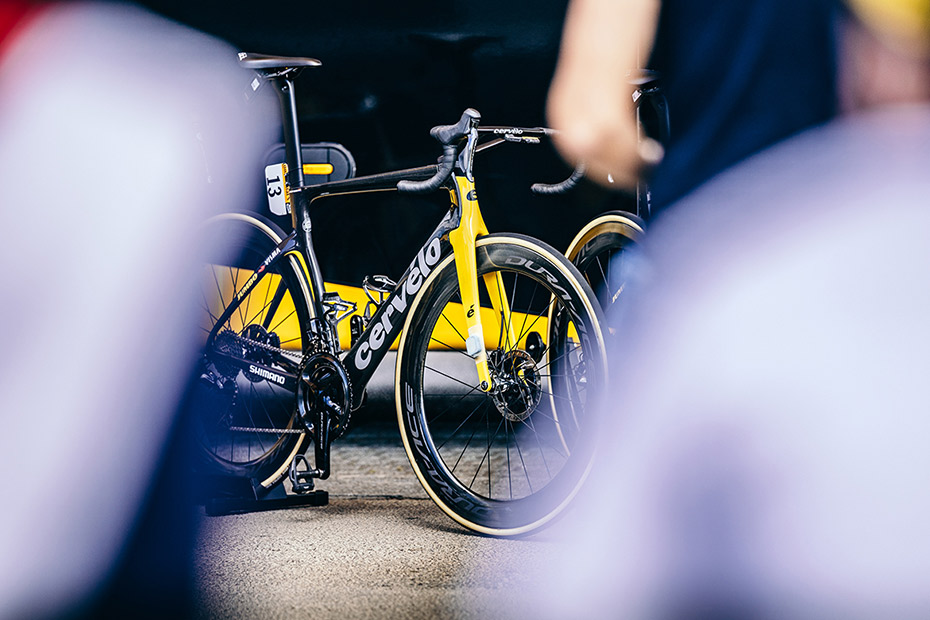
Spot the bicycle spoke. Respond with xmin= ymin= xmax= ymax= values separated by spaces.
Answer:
xmin=425 ymin=363 xmax=481 ymax=392
xmin=231 ymin=265 xmax=248 ymax=332
xmin=439 ymin=306 xmax=468 ymax=345
xmin=437 ymin=396 xmax=488 ymax=453
xmin=239 ymin=287 xmax=292 ymax=336
xmin=535 ymin=340 xmax=583 ymax=374
xmin=242 ymin=272 xmax=255 ymax=333
xmin=201 ymin=285 xmax=221 ymax=325
xmin=506 ymin=420 xmax=513 ymax=499
xmin=210 ymin=266 xmax=227 ymax=325
xmin=503 ymin=272 xmax=520 ymax=353
xmin=523 ymin=413 xmax=555 ymax=477
xmin=429 ymin=336 xmax=480 ymax=360
xmin=512 ymin=420 xmax=536 ymax=494
xmin=447 ymin=404 xmax=486 ymax=472
xmin=469 ymin=414 xmax=505 ymax=494
xmin=424 ymin=381 xmax=484 ymax=427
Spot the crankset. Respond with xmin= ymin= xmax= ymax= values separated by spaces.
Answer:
xmin=296 ymin=351 xmax=352 ymax=480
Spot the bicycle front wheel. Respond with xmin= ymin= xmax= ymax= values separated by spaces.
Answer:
xmin=396 ymin=234 xmax=607 ymax=536
xmin=186 ymin=212 xmax=312 ymax=489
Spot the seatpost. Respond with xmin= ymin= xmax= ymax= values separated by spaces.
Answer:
xmin=272 ymin=75 xmax=306 ymax=193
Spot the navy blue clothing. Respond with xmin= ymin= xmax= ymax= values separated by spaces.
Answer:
xmin=647 ymin=0 xmax=838 ymax=215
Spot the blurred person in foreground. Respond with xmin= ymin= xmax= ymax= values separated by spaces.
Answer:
xmin=547 ymin=0 xmax=837 ymax=216
xmin=523 ymin=1 xmax=930 ymax=618
xmin=0 ymin=2 xmax=274 ymax=617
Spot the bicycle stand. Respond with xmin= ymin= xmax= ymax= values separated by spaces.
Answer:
xmin=198 ymin=474 xmax=328 ymax=516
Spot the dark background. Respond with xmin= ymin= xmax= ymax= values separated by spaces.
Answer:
xmin=139 ymin=0 xmax=634 ymax=284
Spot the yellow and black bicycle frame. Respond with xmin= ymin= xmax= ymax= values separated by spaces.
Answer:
xmin=447 ymin=174 xmax=516 ymax=391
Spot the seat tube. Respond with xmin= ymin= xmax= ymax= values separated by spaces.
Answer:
xmin=272 ymin=75 xmax=305 ymax=192
xmin=272 ymin=75 xmax=326 ymax=317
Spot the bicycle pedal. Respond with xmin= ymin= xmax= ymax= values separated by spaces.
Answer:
xmin=288 ymin=454 xmax=321 ymax=495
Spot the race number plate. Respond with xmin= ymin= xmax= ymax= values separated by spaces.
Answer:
xmin=264 ymin=163 xmax=290 ymax=215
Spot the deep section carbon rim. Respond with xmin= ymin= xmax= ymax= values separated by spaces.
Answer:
xmin=398 ymin=236 xmax=606 ymax=534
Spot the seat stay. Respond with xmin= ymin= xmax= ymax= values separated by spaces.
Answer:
xmin=206 ymin=233 xmax=300 ymax=348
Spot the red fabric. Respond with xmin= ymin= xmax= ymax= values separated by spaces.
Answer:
xmin=0 ymin=1 xmax=43 ymax=59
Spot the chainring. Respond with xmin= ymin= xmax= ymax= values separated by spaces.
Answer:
xmin=297 ymin=352 xmax=353 ymax=439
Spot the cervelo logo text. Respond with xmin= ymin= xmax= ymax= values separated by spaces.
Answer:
xmin=354 ymin=238 xmax=443 ymax=370
xmin=493 ymin=127 xmax=523 ymax=135
xmin=249 ymin=364 xmax=286 ymax=386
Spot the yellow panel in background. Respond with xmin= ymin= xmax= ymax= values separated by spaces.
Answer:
xmin=303 ymin=163 xmax=334 ymax=175
xmin=202 ymin=266 xmax=303 ymax=351
xmin=205 ymin=269 xmax=567 ymax=352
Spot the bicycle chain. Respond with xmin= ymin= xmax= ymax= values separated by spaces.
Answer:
xmin=219 ymin=331 xmax=352 ymax=437
xmin=229 ymin=426 xmax=306 ymax=434
xmin=226 ymin=330 xmax=303 ymax=362
xmin=218 ymin=330 xmax=306 ymax=435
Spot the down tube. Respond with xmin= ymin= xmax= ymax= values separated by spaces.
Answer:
xmin=343 ymin=232 xmax=453 ymax=410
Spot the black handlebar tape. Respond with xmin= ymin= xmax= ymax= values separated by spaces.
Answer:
xmin=531 ymin=165 xmax=586 ymax=195
xmin=397 ymin=145 xmax=458 ymax=193
xmin=430 ymin=108 xmax=481 ymax=146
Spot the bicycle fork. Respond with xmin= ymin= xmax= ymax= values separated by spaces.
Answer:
xmin=448 ymin=175 xmax=517 ymax=392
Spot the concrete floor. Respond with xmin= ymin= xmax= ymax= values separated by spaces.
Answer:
xmin=193 ymin=384 xmax=568 ymax=619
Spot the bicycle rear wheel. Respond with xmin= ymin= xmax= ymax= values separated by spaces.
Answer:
xmin=186 ymin=212 xmax=312 ymax=489
xmin=396 ymin=234 xmax=607 ymax=536
xmin=565 ymin=211 xmax=645 ymax=316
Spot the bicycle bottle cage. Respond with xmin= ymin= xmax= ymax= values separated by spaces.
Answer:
xmin=362 ymin=275 xmax=396 ymax=316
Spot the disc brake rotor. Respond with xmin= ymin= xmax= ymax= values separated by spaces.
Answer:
xmin=490 ymin=349 xmax=543 ymax=423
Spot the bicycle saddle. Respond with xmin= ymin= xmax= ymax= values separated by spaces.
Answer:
xmin=237 ymin=52 xmax=322 ymax=71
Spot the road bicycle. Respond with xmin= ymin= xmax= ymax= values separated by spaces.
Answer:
xmin=188 ymin=53 xmax=608 ymax=536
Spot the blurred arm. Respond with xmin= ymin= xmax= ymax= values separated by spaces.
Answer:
xmin=547 ymin=0 xmax=662 ymax=187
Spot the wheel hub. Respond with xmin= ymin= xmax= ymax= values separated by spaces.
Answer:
xmin=489 ymin=349 xmax=542 ymax=423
